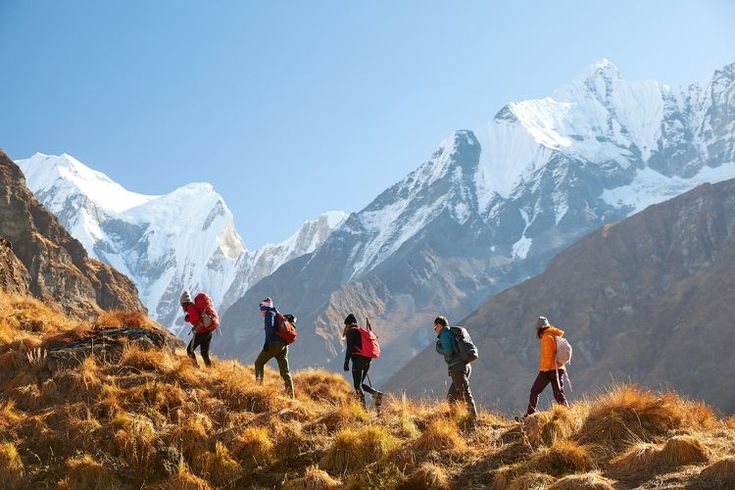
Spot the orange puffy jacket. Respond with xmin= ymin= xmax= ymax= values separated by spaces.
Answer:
xmin=539 ymin=327 xmax=565 ymax=371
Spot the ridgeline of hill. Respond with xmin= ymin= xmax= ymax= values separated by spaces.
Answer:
xmin=1 ymin=295 xmax=735 ymax=489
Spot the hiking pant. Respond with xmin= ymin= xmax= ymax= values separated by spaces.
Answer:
xmin=254 ymin=342 xmax=294 ymax=396
xmin=351 ymin=356 xmax=378 ymax=401
xmin=526 ymin=369 xmax=568 ymax=415
xmin=187 ymin=332 xmax=212 ymax=366
xmin=448 ymin=363 xmax=478 ymax=419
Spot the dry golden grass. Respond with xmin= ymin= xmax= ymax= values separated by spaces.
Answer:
xmin=96 ymin=309 xmax=159 ymax=330
xmin=397 ymin=462 xmax=452 ymax=490
xmin=547 ymin=472 xmax=615 ymax=489
xmin=507 ymin=472 xmax=556 ymax=490
xmin=696 ymin=456 xmax=735 ymax=489
xmin=1 ymin=294 xmax=733 ymax=489
xmin=0 ymin=442 xmax=24 ymax=489
xmin=283 ymin=465 xmax=342 ymax=490
xmin=576 ymin=384 xmax=716 ymax=452
xmin=321 ymin=425 xmax=398 ymax=472
xmin=57 ymin=454 xmax=119 ymax=490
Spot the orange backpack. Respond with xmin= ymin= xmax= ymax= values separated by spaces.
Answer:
xmin=275 ymin=312 xmax=298 ymax=344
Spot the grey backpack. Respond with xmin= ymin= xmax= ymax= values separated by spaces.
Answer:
xmin=450 ymin=326 xmax=479 ymax=363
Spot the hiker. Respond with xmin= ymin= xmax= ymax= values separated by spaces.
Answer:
xmin=342 ymin=313 xmax=383 ymax=410
xmin=434 ymin=316 xmax=478 ymax=421
xmin=254 ymin=297 xmax=295 ymax=397
xmin=524 ymin=316 xmax=569 ymax=416
xmin=180 ymin=290 xmax=220 ymax=367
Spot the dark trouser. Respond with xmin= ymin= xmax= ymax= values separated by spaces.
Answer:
xmin=187 ymin=332 xmax=212 ymax=366
xmin=448 ymin=363 xmax=478 ymax=419
xmin=254 ymin=341 xmax=294 ymax=396
xmin=526 ymin=369 xmax=568 ymax=415
xmin=351 ymin=356 xmax=378 ymax=400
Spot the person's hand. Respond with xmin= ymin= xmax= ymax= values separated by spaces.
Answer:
xmin=343 ymin=362 xmax=349 ymax=372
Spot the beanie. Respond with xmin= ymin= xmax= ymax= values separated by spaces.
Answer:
xmin=344 ymin=313 xmax=357 ymax=325
xmin=180 ymin=290 xmax=193 ymax=306
xmin=537 ymin=316 xmax=550 ymax=328
xmin=259 ymin=297 xmax=274 ymax=311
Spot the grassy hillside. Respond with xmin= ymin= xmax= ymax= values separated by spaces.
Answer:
xmin=1 ymin=295 xmax=734 ymax=489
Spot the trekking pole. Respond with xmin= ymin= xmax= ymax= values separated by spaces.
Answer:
xmin=366 ymin=316 xmax=372 ymax=331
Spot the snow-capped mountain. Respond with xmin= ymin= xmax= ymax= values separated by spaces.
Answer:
xmin=219 ymin=60 xmax=735 ymax=380
xmin=16 ymin=153 xmax=347 ymax=333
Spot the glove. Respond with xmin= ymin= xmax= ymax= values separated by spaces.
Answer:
xmin=343 ymin=362 xmax=349 ymax=372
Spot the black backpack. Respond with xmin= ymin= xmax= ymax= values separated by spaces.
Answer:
xmin=450 ymin=326 xmax=479 ymax=363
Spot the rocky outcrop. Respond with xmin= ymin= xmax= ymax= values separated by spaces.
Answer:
xmin=0 ymin=236 xmax=30 ymax=295
xmin=0 ymin=149 xmax=145 ymax=318
xmin=386 ymin=178 xmax=735 ymax=413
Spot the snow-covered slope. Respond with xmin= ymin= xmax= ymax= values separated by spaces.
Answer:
xmin=16 ymin=153 xmax=346 ymax=333
xmin=220 ymin=60 xmax=735 ymax=378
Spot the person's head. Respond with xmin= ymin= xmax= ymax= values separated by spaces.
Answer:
xmin=536 ymin=316 xmax=550 ymax=338
xmin=259 ymin=297 xmax=274 ymax=316
xmin=433 ymin=316 xmax=448 ymax=334
xmin=180 ymin=290 xmax=193 ymax=310
xmin=343 ymin=313 xmax=357 ymax=337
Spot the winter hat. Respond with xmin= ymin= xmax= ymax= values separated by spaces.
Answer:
xmin=344 ymin=313 xmax=357 ymax=325
xmin=537 ymin=316 xmax=550 ymax=328
xmin=259 ymin=297 xmax=274 ymax=311
xmin=180 ymin=290 xmax=193 ymax=306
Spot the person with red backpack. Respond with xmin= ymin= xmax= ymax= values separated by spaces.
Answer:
xmin=180 ymin=290 xmax=220 ymax=367
xmin=342 ymin=313 xmax=383 ymax=410
xmin=254 ymin=297 xmax=295 ymax=397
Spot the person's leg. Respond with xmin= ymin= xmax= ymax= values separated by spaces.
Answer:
xmin=254 ymin=344 xmax=275 ymax=383
xmin=274 ymin=345 xmax=294 ymax=397
xmin=526 ymin=371 xmax=552 ymax=415
xmin=448 ymin=365 xmax=466 ymax=404
xmin=199 ymin=333 xmax=213 ymax=367
xmin=356 ymin=358 xmax=377 ymax=395
xmin=186 ymin=335 xmax=201 ymax=366
xmin=550 ymin=369 xmax=569 ymax=407
xmin=462 ymin=364 xmax=478 ymax=419
xmin=351 ymin=365 xmax=366 ymax=406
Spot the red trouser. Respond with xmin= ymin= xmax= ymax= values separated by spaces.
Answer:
xmin=526 ymin=369 xmax=568 ymax=415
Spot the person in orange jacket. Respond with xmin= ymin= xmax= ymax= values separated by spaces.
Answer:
xmin=524 ymin=316 xmax=569 ymax=416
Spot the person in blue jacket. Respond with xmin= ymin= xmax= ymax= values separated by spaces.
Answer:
xmin=253 ymin=297 xmax=294 ymax=397
xmin=434 ymin=315 xmax=478 ymax=421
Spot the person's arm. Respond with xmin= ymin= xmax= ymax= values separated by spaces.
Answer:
xmin=344 ymin=328 xmax=357 ymax=370
xmin=264 ymin=311 xmax=276 ymax=343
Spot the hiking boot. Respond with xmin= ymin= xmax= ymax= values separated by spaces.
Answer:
xmin=372 ymin=391 xmax=383 ymax=407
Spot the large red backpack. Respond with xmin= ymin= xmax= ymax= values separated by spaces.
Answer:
xmin=275 ymin=312 xmax=298 ymax=344
xmin=194 ymin=293 xmax=220 ymax=333
xmin=354 ymin=318 xmax=380 ymax=358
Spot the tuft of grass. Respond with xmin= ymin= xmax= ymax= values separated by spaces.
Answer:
xmin=547 ymin=472 xmax=615 ymax=489
xmin=57 ymin=454 xmax=119 ymax=490
xmin=0 ymin=442 xmax=24 ymax=489
xmin=413 ymin=419 xmax=467 ymax=455
xmin=526 ymin=439 xmax=596 ymax=477
xmin=397 ymin=462 xmax=451 ymax=490
xmin=655 ymin=434 xmax=711 ymax=468
xmin=154 ymin=461 xmax=212 ymax=490
xmin=321 ymin=425 xmax=398 ymax=472
xmin=609 ymin=443 xmax=659 ymax=477
xmin=311 ymin=400 xmax=369 ymax=433
xmin=507 ymin=472 xmax=556 ymax=490
xmin=576 ymin=384 xmax=715 ymax=452
xmin=525 ymin=404 xmax=585 ymax=447
xmin=96 ymin=310 xmax=159 ymax=330
xmin=199 ymin=441 xmax=242 ymax=487
xmin=696 ymin=456 xmax=735 ymax=489
xmin=283 ymin=465 xmax=342 ymax=490
xmin=233 ymin=426 xmax=274 ymax=465
xmin=113 ymin=413 xmax=158 ymax=481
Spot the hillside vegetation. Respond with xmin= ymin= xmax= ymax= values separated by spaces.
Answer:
xmin=1 ymin=295 xmax=734 ymax=489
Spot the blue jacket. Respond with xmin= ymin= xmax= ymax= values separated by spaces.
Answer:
xmin=263 ymin=309 xmax=286 ymax=345
xmin=435 ymin=326 xmax=461 ymax=367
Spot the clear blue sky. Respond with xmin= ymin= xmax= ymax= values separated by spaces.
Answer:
xmin=1 ymin=1 xmax=734 ymax=248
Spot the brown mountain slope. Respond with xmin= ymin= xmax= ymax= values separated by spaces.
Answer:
xmin=0 ymin=237 xmax=30 ymax=295
xmin=0 ymin=149 xmax=145 ymax=317
xmin=386 ymin=178 xmax=735 ymax=414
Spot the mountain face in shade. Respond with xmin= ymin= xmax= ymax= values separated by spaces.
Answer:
xmin=16 ymin=153 xmax=346 ymax=334
xmin=0 ymin=150 xmax=145 ymax=317
xmin=219 ymin=60 xmax=735 ymax=381
xmin=386 ymin=178 xmax=735 ymax=413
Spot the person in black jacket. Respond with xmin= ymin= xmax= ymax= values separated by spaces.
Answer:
xmin=343 ymin=313 xmax=383 ymax=410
